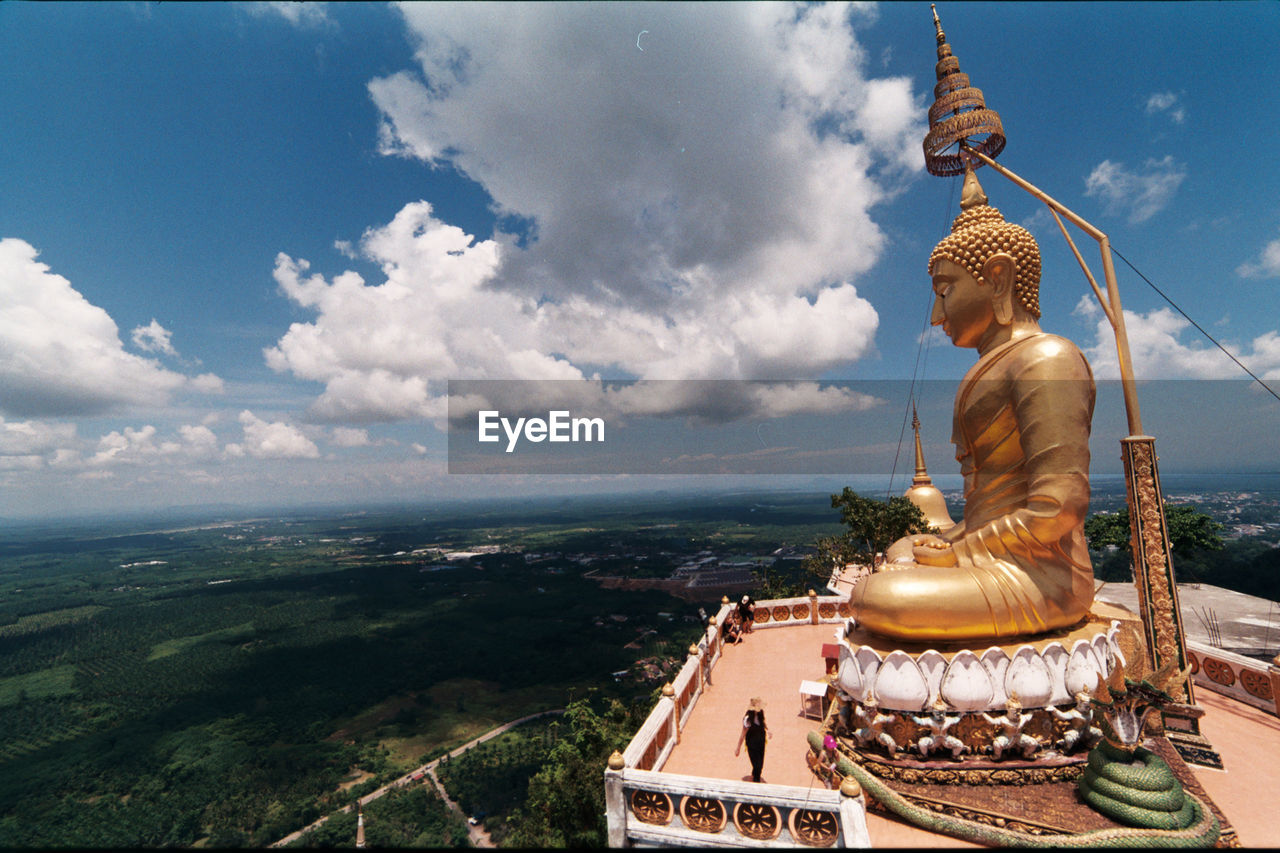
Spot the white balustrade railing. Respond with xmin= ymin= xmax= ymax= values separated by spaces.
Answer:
xmin=606 ymin=767 xmax=868 ymax=848
xmin=608 ymin=594 xmax=866 ymax=847
xmin=1186 ymin=639 xmax=1280 ymax=717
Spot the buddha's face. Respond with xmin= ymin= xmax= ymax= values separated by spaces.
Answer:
xmin=930 ymin=258 xmax=995 ymax=349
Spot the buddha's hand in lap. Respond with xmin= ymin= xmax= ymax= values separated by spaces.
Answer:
xmin=884 ymin=534 xmax=957 ymax=568
xmin=913 ymin=537 xmax=957 ymax=567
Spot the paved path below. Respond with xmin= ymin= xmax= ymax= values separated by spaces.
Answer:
xmin=426 ymin=765 xmax=493 ymax=848
xmin=271 ymin=709 xmax=563 ymax=848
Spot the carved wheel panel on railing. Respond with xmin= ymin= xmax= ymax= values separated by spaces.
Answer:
xmin=772 ymin=605 xmax=791 ymax=622
xmin=1241 ymin=668 xmax=1274 ymax=701
xmin=1203 ymin=656 xmax=1235 ymax=687
xmin=630 ymin=789 xmax=673 ymax=826
xmin=789 ymin=807 xmax=839 ymax=847
xmin=732 ymin=801 xmax=782 ymax=840
xmin=1187 ymin=649 xmax=1200 ymax=675
xmin=837 ymin=601 xmax=851 ymax=618
xmin=754 ymin=609 xmax=771 ymax=624
xmin=818 ymin=602 xmax=837 ymax=619
xmin=792 ymin=603 xmax=810 ymax=620
xmin=679 ymin=795 xmax=727 ymax=833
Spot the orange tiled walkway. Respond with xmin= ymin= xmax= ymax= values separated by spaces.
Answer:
xmin=1192 ymin=686 xmax=1280 ymax=848
xmin=658 ymin=620 xmax=978 ymax=847
xmin=661 ymin=621 xmax=835 ymax=788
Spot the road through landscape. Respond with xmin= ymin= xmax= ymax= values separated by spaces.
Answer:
xmin=270 ymin=709 xmax=564 ymax=848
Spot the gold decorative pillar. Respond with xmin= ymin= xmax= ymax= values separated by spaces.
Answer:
xmin=1122 ymin=436 xmax=1219 ymax=766
xmin=688 ymin=644 xmax=702 ymax=693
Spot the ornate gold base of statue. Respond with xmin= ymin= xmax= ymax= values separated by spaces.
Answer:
xmin=809 ymin=727 xmax=1232 ymax=846
xmin=809 ymin=619 xmax=1234 ymax=846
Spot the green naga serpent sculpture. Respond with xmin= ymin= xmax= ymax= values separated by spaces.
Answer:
xmin=1076 ymin=658 xmax=1206 ymax=833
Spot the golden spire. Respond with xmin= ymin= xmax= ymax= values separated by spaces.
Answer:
xmin=923 ymin=5 xmax=1005 ymax=177
xmin=911 ymin=405 xmax=930 ymax=487
xmin=902 ymin=405 xmax=955 ymax=531
xmin=356 ymin=806 xmax=366 ymax=849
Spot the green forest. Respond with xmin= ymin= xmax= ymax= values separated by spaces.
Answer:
xmin=0 ymin=501 xmax=717 ymax=847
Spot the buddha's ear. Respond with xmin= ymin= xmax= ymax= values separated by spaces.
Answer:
xmin=983 ymin=253 xmax=1016 ymax=325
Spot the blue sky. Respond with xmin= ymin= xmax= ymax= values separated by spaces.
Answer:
xmin=2 ymin=2 xmax=1278 ymax=518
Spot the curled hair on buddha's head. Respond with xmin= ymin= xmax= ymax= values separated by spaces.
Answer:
xmin=928 ymin=167 xmax=1042 ymax=319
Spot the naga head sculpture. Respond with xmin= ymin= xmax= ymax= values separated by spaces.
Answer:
xmin=1091 ymin=657 xmax=1187 ymax=756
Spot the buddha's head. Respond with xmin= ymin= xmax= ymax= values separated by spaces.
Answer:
xmin=928 ymin=168 xmax=1042 ymax=348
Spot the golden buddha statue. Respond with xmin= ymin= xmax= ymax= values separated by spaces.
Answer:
xmin=851 ymin=167 xmax=1096 ymax=642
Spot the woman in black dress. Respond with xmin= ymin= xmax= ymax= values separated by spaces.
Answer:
xmin=734 ymin=697 xmax=771 ymax=782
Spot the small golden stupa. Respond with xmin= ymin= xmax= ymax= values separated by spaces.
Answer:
xmin=902 ymin=405 xmax=954 ymax=532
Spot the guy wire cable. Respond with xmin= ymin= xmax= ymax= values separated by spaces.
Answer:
xmin=1112 ymin=246 xmax=1280 ymax=405
xmin=886 ymin=173 xmax=957 ymax=501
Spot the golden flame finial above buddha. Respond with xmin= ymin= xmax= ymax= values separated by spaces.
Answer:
xmin=959 ymin=164 xmax=988 ymax=209
xmin=923 ymin=6 xmax=1005 ymax=177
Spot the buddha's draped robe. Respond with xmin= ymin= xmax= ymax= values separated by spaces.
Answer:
xmin=854 ymin=333 xmax=1095 ymax=641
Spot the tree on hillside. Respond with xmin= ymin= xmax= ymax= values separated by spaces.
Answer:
xmin=1085 ymin=505 xmax=1224 ymax=557
xmin=503 ymin=697 xmax=644 ymax=847
xmin=797 ymin=489 xmax=932 ymax=589
xmin=1085 ymin=504 xmax=1225 ymax=582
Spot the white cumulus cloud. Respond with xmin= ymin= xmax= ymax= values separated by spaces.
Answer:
xmin=131 ymin=319 xmax=178 ymax=356
xmin=47 ymin=422 xmax=222 ymax=470
xmin=246 ymin=1 xmax=331 ymax=28
xmin=178 ymin=424 xmax=220 ymax=457
xmin=225 ymin=410 xmax=320 ymax=460
xmin=0 ymin=238 xmax=222 ymax=417
xmin=330 ymin=426 xmax=370 ymax=447
xmin=1084 ymin=156 xmax=1186 ymax=224
xmin=1144 ymin=91 xmax=1186 ymax=124
xmin=1076 ymin=295 xmax=1280 ymax=380
xmin=0 ymin=417 xmax=77 ymax=456
xmin=190 ymin=373 xmax=226 ymax=394
xmin=90 ymin=425 xmax=160 ymax=466
xmin=268 ymin=3 xmax=922 ymax=423
xmin=1237 ymin=228 xmax=1280 ymax=279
